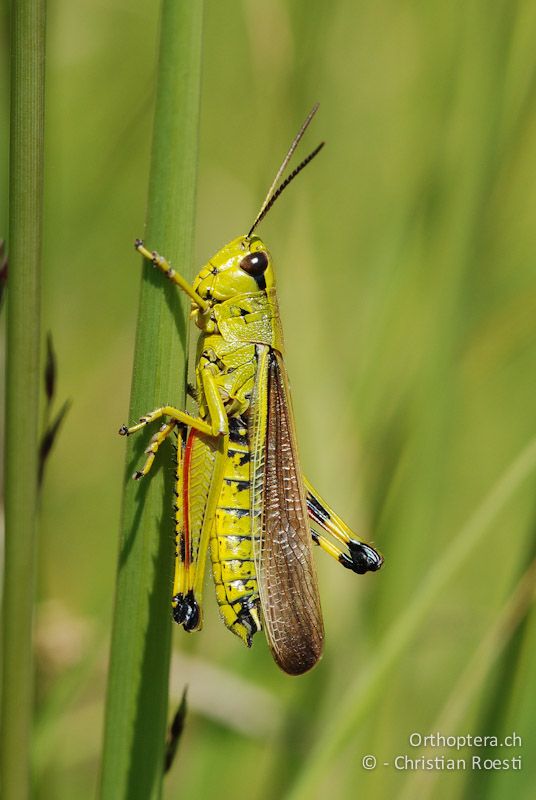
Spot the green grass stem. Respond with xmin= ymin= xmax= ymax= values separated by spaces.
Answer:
xmin=98 ymin=3 xmax=203 ymax=799
xmin=1 ymin=1 xmax=46 ymax=798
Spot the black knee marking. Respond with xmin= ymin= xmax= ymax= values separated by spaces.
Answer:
xmin=343 ymin=540 xmax=384 ymax=574
xmin=172 ymin=590 xmax=200 ymax=631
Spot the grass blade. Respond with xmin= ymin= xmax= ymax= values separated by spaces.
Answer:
xmin=98 ymin=3 xmax=204 ymax=798
xmin=399 ymin=557 xmax=536 ymax=800
xmin=459 ymin=513 xmax=536 ymax=800
xmin=286 ymin=435 xmax=536 ymax=800
xmin=1 ymin=1 xmax=46 ymax=798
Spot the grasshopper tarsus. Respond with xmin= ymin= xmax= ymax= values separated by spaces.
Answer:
xmin=118 ymin=425 xmax=129 ymax=436
xmin=134 ymin=238 xmax=144 ymax=250
xmin=133 ymin=470 xmax=144 ymax=481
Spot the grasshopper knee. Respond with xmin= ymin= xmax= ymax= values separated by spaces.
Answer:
xmin=172 ymin=591 xmax=201 ymax=631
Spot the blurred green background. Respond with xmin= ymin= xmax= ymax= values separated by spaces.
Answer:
xmin=2 ymin=1 xmax=536 ymax=798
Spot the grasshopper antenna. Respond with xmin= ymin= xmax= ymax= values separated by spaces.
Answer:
xmin=248 ymin=103 xmax=324 ymax=237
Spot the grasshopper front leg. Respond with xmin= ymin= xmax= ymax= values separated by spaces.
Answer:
xmin=134 ymin=239 xmax=209 ymax=312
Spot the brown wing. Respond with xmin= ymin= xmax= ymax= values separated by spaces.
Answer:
xmin=249 ymin=346 xmax=324 ymax=675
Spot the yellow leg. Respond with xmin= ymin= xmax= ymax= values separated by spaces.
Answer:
xmin=172 ymin=430 xmax=229 ymax=631
xmin=311 ymin=528 xmax=382 ymax=574
xmin=194 ymin=433 xmax=228 ymax=602
xmin=171 ymin=430 xmax=203 ymax=629
xmin=119 ymin=361 xmax=230 ymax=441
xmin=118 ymin=366 xmax=231 ymax=629
xmin=304 ymin=475 xmax=353 ymax=545
xmin=311 ymin=529 xmax=348 ymax=563
xmin=137 ymin=371 xmax=229 ymax=630
xmin=305 ymin=476 xmax=384 ymax=574
xmin=132 ymin=420 xmax=178 ymax=480
xmin=134 ymin=239 xmax=209 ymax=312
xmin=119 ymin=405 xmax=214 ymax=438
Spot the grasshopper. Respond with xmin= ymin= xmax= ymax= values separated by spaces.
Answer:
xmin=120 ymin=105 xmax=383 ymax=675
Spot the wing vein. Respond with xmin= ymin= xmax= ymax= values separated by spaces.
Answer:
xmin=250 ymin=349 xmax=324 ymax=675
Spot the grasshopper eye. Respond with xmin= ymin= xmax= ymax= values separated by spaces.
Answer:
xmin=240 ymin=251 xmax=268 ymax=277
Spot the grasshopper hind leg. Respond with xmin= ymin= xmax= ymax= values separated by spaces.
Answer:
xmin=172 ymin=589 xmax=200 ymax=631
xmin=345 ymin=539 xmax=383 ymax=574
xmin=172 ymin=427 xmax=227 ymax=634
xmin=310 ymin=530 xmax=383 ymax=574
xmin=305 ymin=477 xmax=383 ymax=574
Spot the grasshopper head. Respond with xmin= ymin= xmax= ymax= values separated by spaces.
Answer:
xmin=192 ymin=105 xmax=323 ymax=310
xmin=193 ymin=234 xmax=275 ymax=303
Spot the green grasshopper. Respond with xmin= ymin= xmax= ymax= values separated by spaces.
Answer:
xmin=120 ymin=105 xmax=383 ymax=675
